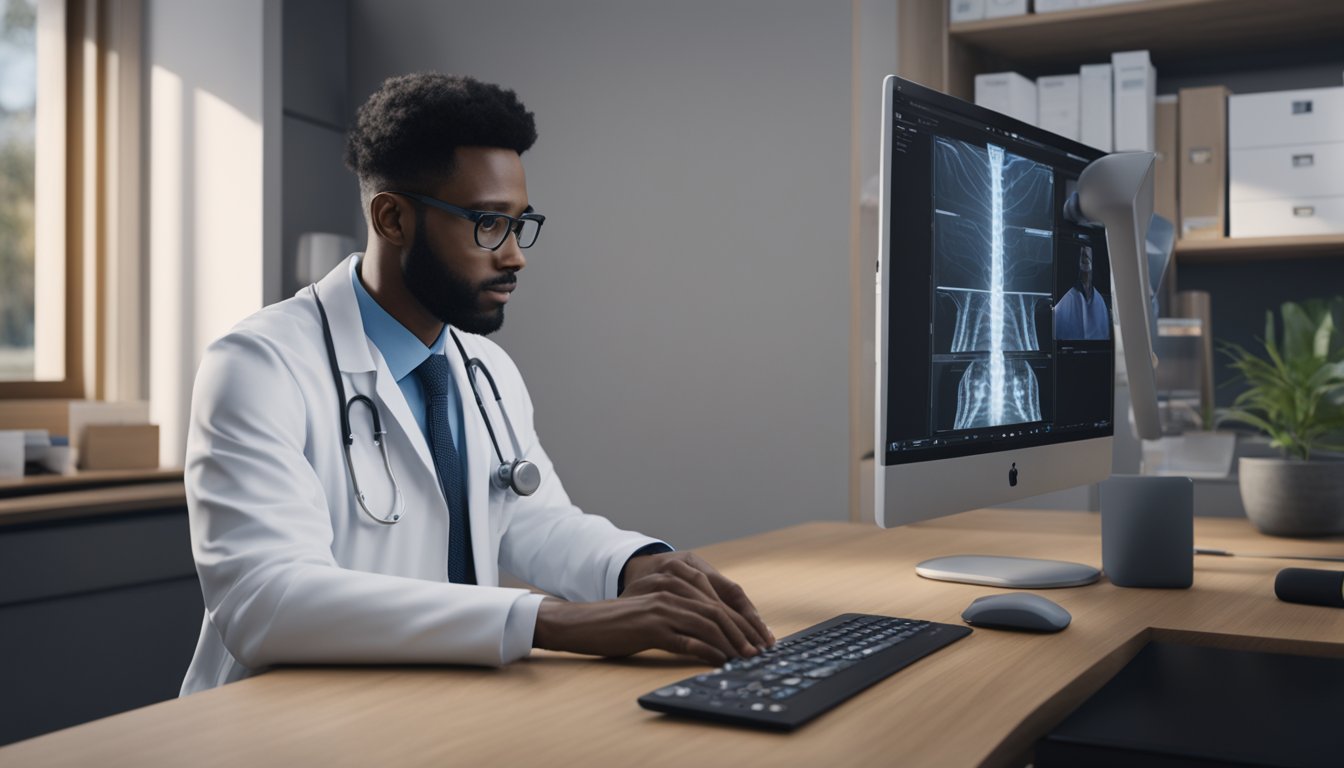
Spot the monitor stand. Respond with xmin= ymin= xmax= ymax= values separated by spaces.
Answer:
xmin=915 ymin=555 xmax=1100 ymax=588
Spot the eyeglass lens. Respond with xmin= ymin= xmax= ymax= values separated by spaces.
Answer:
xmin=476 ymin=215 xmax=541 ymax=249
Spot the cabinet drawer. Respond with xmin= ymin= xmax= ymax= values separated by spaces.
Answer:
xmin=1229 ymin=87 xmax=1344 ymax=149
xmin=1230 ymin=196 xmax=1344 ymax=238
xmin=1230 ymin=143 xmax=1344 ymax=202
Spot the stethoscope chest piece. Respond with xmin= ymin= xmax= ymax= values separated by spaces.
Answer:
xmin=496 ymin=459 xmax=541 ymax=496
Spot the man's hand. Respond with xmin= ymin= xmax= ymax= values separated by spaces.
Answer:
xmin=532 ymin=552 xmax=774 ymax=666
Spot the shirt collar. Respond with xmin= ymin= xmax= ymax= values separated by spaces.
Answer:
xmin=349 ymin=256 xmax=446 ymax=382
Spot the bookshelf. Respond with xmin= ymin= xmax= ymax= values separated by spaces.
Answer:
xmin=896 ymin=0 xmax=1344 ymax=263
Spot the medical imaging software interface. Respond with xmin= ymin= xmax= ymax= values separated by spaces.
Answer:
xmin=884 ymin=92 xmax=1114 ymax=467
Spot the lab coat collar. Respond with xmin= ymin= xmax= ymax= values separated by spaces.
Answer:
xmin=310 ymin=254 xmax=376 ymax=374
xmin=310 ymin=256 xmax=441 ymax=507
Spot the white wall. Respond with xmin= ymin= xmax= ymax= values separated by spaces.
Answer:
xmin=349 ymin=0 xmax=856 ymax=548
xmin=145 ymin=0 xmax=281 ymax=465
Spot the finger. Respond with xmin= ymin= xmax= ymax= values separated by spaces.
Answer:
xmin=688 ymin=555 xmax=774 ymax=646
xmin=665 ymin=564 xmax=765 ymax=652
xmin=659 ymin=600 xmax=740 ymax=663
xmin=656 ymin=588 xmax=757 ymax=658
xmin=671 ymin=633 xmax=728 ymax=667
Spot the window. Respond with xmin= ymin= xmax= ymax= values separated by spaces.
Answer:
xmin=0 ymin=0 xmax=143 ymax=400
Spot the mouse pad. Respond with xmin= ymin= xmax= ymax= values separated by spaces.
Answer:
xmin=1036 ymin=641 xmax=1344 ymax=768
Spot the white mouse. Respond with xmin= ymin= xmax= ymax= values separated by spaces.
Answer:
xmin=962 ymin=593 xmax=1072 ymax=632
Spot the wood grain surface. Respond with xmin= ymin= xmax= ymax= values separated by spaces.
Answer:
xmin=3 ymin=509 xmax=1341 ymax=767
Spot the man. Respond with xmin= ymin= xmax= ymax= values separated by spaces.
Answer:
xmin=1053 ymin=244 xmax=1111 ymax=341
xmin=180 ymin=73 xmax=771 ymax=695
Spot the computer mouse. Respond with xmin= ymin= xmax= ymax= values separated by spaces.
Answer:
xmin=961 ymin=593 xmax=1071 ymax=632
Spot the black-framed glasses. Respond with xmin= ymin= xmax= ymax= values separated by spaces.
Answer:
xmin=392 ymin=191 xmax=545 ymax=250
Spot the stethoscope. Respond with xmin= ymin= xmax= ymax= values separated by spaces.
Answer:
xmin=310 ymin=286 xmax=541 ymax=526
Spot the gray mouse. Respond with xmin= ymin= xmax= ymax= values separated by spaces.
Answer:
xmin=962 ymin=593 xmax=1071 ymax=632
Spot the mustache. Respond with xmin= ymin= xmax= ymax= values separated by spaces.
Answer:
xmin=481 ymin=274 xmax=517 ymax=290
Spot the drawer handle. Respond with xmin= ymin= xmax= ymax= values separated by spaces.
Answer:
xmin=1292 ymin=100 xmax=1313 ymax=115
xmin=1188 ymin=148 xmax=1213 ymax=165
xmin=1292 ymin=154 xmax=1315 ymax=167
xmin=1293 ymin=206 xmax=1316 ymax=218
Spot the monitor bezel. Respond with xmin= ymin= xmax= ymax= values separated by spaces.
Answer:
xmin=875 ymin=75 xmax=1114 ymax=528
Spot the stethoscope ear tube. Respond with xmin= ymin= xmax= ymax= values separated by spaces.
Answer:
xmin=451 ymin=329 xmax=539 ymax=497
xmin=312 ymin=285 xmax=406 ymax=524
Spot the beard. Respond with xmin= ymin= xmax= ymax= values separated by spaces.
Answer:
xmin=402 ymin=217 xmax=514 ymax=335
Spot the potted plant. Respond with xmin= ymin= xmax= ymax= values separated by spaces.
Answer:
xmin=1217 ymin=297 xmax=1344 ymax=537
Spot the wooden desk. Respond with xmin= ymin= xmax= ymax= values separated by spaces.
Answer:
xmin=3 ymin=509 xmax=1342 ymax=767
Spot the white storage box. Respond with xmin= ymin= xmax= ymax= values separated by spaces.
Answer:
xmin=984 ymin=0 xmax=1029 ymax=18
xmin=1229 ymin=87 xmax=1344 ymax=150
xmin=950 ymin=0 xmax=986 ymax=23
xmin=1230 ymin=197 xmax=1344 ymax=238
xmin=1229 ymin=86 xmax=1344 ymax=237
xmin=1230 ymin=143 xmax=1344 ymax=203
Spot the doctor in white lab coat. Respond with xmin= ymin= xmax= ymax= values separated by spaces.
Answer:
xmin=181 ymin=73 xmax=771 ymax=696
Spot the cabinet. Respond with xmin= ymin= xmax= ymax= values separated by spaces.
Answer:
xmin=0 ymin=483 xmax=201 ymax=746
xmin=895 ymin=0 xmax=1344 ymax=263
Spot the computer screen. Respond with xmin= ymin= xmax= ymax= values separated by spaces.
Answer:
xmin=876 ymin=76 xmax=1116 ymax=528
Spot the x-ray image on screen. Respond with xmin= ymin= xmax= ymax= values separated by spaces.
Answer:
xmin=931 ymin=138 xmax=1054 ymax=431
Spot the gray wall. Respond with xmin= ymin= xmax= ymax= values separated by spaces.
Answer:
xmin=281 ymin=0 xmax=361 ymax=298
xmin=348 ymin=0 xmax=855 ymax=548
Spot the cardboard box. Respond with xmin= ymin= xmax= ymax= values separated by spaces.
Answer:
xmin=1155 ymin=94 xmax=1179 ymax=226
xmin=0 ymin=400 xmax=150 ymax=448
xmin=1178 ymin=85 xmax=1230 ymax=240
xmin=82 ymin=424 xmax=160 ymax=470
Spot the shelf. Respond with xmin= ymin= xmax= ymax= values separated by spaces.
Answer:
xmin=949 ymin=0 xmax=1344 ymax=72
xmin=0 ymin=467 xmax=183 ymax=498
xmin=1174 ymin=234 xmax=1344 ymax=264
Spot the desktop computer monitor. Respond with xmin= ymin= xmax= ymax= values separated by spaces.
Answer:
xmin=875 ymin=77 xmax=1157 ymax=587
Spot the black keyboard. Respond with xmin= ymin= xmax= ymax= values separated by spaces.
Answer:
xmin=637 ymin=613 xmax=972 ymax=731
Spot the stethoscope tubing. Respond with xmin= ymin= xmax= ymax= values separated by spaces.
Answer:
xmin=310 ymin=284 xmax=538 ymax=526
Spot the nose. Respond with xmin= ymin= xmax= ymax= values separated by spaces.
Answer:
xmin=495 ymin=233 xmax=527 ymax=272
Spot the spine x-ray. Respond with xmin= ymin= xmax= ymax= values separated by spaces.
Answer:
xmin=931 ymin=138 xmax=1054 ymax=432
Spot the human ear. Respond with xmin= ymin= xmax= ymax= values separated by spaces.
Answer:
xmin=369 ymin=192 xmax=412 ymax=248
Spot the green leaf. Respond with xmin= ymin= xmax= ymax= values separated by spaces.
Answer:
xmin=1281 ymin=301 xmax=1317 ymax=363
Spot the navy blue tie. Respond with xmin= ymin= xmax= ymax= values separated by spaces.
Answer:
xmin=413 ymin=354 xmax=475 ymax=584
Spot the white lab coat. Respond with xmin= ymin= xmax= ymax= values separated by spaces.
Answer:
xmin=180 ymin=256 xmax=663 ymax=695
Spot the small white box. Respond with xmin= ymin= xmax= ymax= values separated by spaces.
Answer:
xmin=1112 ymin=50 xmax=1155 ymax=151
xmin=1038 ymin=74 xmax=1081 ymax=141
xmin=975 ymin=71 xmax=1038 ymax=126
xmin=985 ymin=0 xmax=1029 ymax=19
xmin=1080 ymin=63 xmax=1113 ymax=152
xmin=1230 ymin=143 xmax=1344 ymax=202
xmin=0 ymin=430 xmax=22 ymax=478
xmin=1228 ymin=86 xmax=1344 ymax=149
xmin=950 ymin=0 xmax=987 ymax=23
xmin=1035 ymin=0 xmax=1079 ymax=11
xmin=1231 ymin=196 xmax=1344 ymax=238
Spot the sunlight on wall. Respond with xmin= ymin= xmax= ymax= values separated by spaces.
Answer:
xmin=148 ymin=63 xmax=184 ymax=467
xmin=193 ymin=87 xmax=262 ymax=355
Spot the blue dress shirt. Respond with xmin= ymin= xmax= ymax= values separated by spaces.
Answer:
xmin=350 ymin=258 xmax=466 ymax=457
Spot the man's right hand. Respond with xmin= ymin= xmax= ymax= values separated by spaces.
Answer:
xmin=531 ymin=572 xmax=770 ymax=666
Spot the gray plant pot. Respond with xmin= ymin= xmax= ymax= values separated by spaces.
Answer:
xmin=1238 ymin=457 xmax=1344 ymax=537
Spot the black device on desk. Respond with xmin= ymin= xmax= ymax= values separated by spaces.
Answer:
xmin=637 ymin=613 xmax=970 ymax=730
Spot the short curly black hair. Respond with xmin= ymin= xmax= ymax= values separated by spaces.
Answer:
xmin=344 ymin=73 xmax=537 ymax=203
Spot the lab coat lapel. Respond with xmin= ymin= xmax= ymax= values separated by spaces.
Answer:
xmin=446 ymin=332 xmax=499 ymax=587
xmin=313 ymin=257 xmax=441 ymax=502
